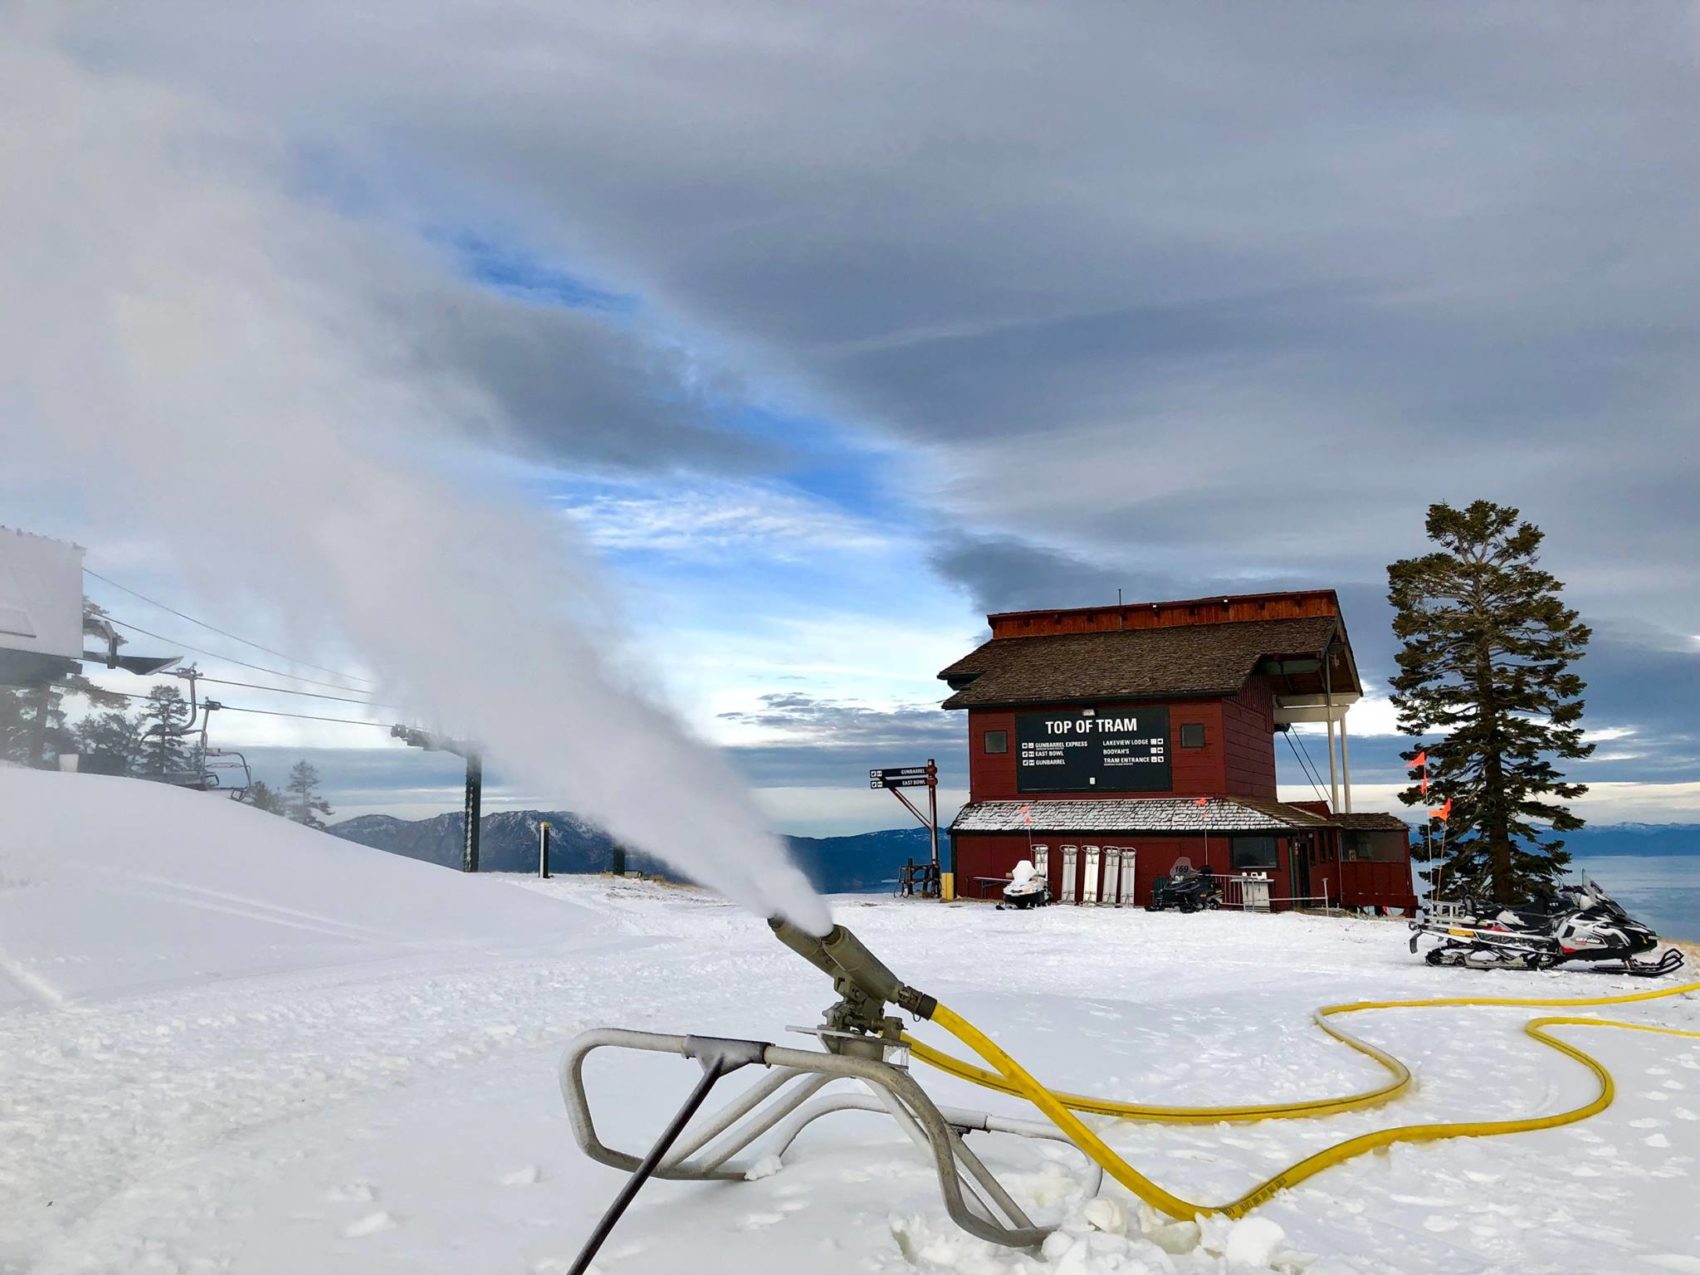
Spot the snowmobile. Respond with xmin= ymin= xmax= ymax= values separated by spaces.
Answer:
xmin=999 ymin=858 xmax=1051 ymax=910
xmin=1408 ymin=879 xmax=1684 ymax=977
xmin=1145 ymin=857 xmax=1221 ymax=913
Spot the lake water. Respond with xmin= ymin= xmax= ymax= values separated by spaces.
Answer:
xmin=1417 ymin=856 xmax=1699 ymax=942
xmin=1566 ymin=855 xmax=1700 ymax=944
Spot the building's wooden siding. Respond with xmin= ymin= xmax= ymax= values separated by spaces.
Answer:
xmin=1221 ymin=680 xmax=1278 ymax=798
xmin=952 ymin=831 xmax=1416 ymax=913
xmin=1338 ymin=860 xmax=1418 ymax=910
xmin=988 ymin=591 xmax=1341 ymax=640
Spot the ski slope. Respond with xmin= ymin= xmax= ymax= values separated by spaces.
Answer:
xmin=2 ymin=767 xmax=1698 ymax=1274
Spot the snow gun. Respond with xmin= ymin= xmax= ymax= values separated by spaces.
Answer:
xmin=559 ymin=916 xmax=1700 ymax=1273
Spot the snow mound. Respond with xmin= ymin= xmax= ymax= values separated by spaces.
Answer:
xmin=0 ymin=767 xmax=597 ymax=1008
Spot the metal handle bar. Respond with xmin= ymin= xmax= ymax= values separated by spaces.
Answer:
xmin=560 ymin=1027 xmax=1069 ymax=1248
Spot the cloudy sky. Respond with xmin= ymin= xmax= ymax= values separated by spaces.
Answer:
xmin=6 ymin=3 xmax=1698 ymax=835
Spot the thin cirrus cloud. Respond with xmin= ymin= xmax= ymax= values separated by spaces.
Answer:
xmin=557 ymin=482 xmax=893 ymax=559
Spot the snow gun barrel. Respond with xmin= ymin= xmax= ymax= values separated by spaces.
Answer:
xmin=767 ymin=917 xmax=936 ymax=1019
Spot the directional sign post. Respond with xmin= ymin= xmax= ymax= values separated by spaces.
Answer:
xmin=871 ymin=760 xmax=940 ymax=896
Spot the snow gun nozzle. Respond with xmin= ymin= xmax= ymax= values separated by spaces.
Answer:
xmin=767 ymin=917 xmax=936 ymax=1020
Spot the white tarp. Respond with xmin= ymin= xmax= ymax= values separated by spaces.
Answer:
xmin=0 ymin=527 xmax=83 ymax=659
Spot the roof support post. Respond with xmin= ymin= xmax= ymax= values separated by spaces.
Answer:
xmin=1323 ymin=646 xmax=1339 ymax=814
xmin=1339 ymin=707 xmax=1352 ymax=814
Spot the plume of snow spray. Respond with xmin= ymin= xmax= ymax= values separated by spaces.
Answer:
xmin=0 ymin=33 xmax=831 ymax=934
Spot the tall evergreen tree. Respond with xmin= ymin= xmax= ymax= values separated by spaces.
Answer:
xmin=139 ymin=683 xmax=194 ymax=778
xmin=0 ymin=688 xmax=42 ymax=764
xmin=285 ymin=760 xmax=334 ymax=829
xmin=1387 ymin=501 xmax=1592 ymax=903
xmin=0 ymin=685 xmax=78 ymax=766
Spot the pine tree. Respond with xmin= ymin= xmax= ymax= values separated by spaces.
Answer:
xmin=74 ymin=710 xmax=146 ymax=775
xmin=138 ymin=684 xmax=194 ymax=779
xmin=243 ymin=779 xmax=290 ymax=816
xmin=285 ymin=760 xmax=334 ymax=829
xmin=0 ymin=689 xmax=39 ymax=764
xmin=0 ymin=685 xmax=76 ymax=766
xmin=1387 ymin=501 xmax=1592 ymax=903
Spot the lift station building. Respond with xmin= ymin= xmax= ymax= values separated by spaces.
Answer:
xmin=940 ymin=590 xmax=1417 ymax=912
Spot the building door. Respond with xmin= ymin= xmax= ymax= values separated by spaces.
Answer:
xmin=1291 ymin=838 xmax=1312 ymax=901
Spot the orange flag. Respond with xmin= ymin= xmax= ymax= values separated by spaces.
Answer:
xmin=1410 ymin=750 xmax=1428 ymax=769
xmin=1194 ymin=796 xmax=1209 ymax=807
xmin=1429 ymin=797 xmax=1452 ymax=822
xmin=1019 ymin=804 xmax=1032 ymax=825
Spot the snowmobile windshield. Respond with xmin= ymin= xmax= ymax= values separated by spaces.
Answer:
xmin=1577 ymin=880 xmax=1630 ymax=919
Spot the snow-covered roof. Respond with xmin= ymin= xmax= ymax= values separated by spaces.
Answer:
xmin=951 ymin=797 xmax=1335 ymax=835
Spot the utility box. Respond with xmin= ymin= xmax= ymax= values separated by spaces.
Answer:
xmin=1240 ymin=872 xmax=1272 ymax=913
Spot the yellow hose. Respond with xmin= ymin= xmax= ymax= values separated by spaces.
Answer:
xmin=912 ymin=978 xmax=1700 ymax=1220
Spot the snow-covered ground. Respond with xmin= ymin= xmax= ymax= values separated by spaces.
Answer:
xmin=3 ymin=768 xmax=1698 ymax=1274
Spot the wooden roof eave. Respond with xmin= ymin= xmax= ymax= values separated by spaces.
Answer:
xmin=943 ymin=685 xmax=1248 ymax=713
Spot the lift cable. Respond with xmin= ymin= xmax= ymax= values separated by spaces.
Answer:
xmin=1283 ymin=728 xmax=1329 ymax=804
xmin=177 ymin=673 xmax=393 ymax=710
xmin=1291 ymin=728 xmax=1330 ymax=801
xmin=83 ymin=685 xmax=393 ymax=731
xmin=1285 ymin=727 xmax=1326 ymax=799
xmin=104 ymin=616 xmax=374 ymax=695
xmin=83 ymin=568 xmax=373 ymax=686
xmin=215 ymin=703 xmax=392 ymax=730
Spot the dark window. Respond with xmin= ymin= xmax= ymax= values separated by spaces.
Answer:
xmin=1179 ymin=722 xmax=1206 ymax=749
xmin=1229 ymin=835 xmax=1278 ymax=870
xmin=983 ymin=729 xmax=1008 ymax=754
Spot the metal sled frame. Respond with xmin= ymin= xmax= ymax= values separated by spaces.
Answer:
xmin=560 ymin=1027 xmax=1103 ymax=1250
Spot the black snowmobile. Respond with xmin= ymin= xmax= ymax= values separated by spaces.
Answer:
xmin=1146 ymin=858 xmax=1221 ymax=913
xmin=1408 ymin=879 xmax=1684 ymax=977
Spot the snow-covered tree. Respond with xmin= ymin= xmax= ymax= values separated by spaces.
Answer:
xmin=285 ymin=760 xmax=334 ymax=829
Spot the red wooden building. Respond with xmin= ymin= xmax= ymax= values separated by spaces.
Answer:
xmin=940 ymin=590 xmax=1417 ymax=912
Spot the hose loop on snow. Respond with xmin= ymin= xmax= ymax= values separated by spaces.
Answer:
xmin=909 ymin=978 xmax=1700 ymax=1220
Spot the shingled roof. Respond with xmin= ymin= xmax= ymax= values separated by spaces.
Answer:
xmin=938 ymin=616 xmax=1340 ymax=709
xmin=951 ymin=797 xmax=1335 ymax=835
xmin=1331 ymin=812 xmax=1413 ymax=832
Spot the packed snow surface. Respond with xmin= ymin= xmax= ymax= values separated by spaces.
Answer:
xmin=3 ymin=768 xmax=1699 ymax=1273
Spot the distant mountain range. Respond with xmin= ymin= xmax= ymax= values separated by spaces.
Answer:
xmin=328 ymin=810 xmax=936 ymax=894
